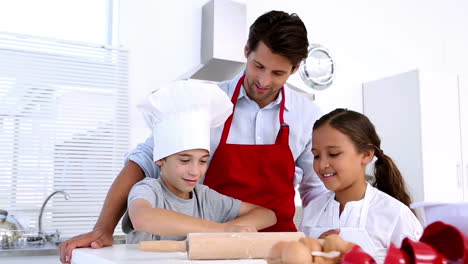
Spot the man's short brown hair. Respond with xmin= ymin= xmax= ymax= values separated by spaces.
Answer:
xmin=247 ymin=10 xmax=309 ymax=68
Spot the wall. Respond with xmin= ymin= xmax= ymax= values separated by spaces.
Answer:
xmin=118 ymin=0 xmax=468 ymax=147
xmin=242 ymin=0 xmax=468 ymax=112
xmin=118 ymin=0 xmax=210 ymax=147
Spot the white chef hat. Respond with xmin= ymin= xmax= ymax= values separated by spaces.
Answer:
xmin=137 ymin=80 xmax=233 ymax=162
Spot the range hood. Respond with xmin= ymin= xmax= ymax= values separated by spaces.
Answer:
xmin=180 ymin=0 xmax=246 ymax=82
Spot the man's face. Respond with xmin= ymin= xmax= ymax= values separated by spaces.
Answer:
xmin=243 ymin=41 xmax=298 ymax=108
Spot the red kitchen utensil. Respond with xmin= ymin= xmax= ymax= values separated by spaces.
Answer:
xmin=384 ymin=243 xmax=410 ymax=264
xmin=419 ymin=221 xmax=468 ymax=264
xmin=400 ymin=237 xmax=444 ymax=264
xmin=341 ymin=244 xmax=376 ymax=264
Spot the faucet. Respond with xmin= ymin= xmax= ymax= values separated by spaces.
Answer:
xmin=38 ymin=190 xmax=70 ymax=236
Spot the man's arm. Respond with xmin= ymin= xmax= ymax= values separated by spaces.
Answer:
xmin=94 ymin=160 xmax=146 ymax=235
xmin=58 ymin=161 xmax=145 ymax=263
xmin=129 ymin=199 xmax=276 ymax=235
xmin=59 ymin=135 xmax=157 ymax=263
xmin=297 ymin=138 xmax=327 ymax=207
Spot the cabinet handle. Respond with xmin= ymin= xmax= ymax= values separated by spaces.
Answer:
xmin=456 ymin=162 xmax=464 ymax=200
xmin=456 ymin=162 xmax=462 ymax=185
xmin=465 ymin=164 xmax=468 ymax=201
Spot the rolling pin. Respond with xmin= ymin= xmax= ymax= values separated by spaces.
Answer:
xmin=140 ymin=232 xmax=305 ymax=260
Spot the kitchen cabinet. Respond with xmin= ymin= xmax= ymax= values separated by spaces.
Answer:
xmin=362 ymin=69 xmax=468 ymax=203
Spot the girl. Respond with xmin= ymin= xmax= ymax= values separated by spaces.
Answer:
xmin=300 ymin=108 xmax=422 ymax=263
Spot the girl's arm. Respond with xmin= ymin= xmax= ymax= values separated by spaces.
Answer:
xmin=225 ymin=202 xmax=277 ymax=231
xmin=390 ymin=207 xmax=423 ymax=245
xmin=128 ymin=199 xmax=269 ymax=236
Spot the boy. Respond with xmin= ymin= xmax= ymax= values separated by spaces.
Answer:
xmin=122 ymin=80 xmax=277 ymax=243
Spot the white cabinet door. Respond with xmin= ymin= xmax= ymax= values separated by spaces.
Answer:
xmin=363 ymin=70 xmax=463 ymax=203
xmin=459 ymin=75 xmax=468 ymax=200
xmin=363 ymin=70 xmax=425 ymax=203
xmin=418 ymin=71 xmax=462 ymax=202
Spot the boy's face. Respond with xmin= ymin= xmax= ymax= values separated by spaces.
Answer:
xmin=157 ymin=149 xmax=209 ymax=199
xmin=243 ymin=41 xmax=298 ymax=109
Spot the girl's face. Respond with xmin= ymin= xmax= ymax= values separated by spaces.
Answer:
xmin=156 ymin=149 xmax=209 ymax=199
xmin=312 ymin=124 xmax=372 ymax=192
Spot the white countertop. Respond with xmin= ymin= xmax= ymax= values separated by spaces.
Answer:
xmin=72 ymin=244 xmax=267 ymax=264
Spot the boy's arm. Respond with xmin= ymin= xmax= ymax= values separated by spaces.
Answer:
xmin=129 ymin=199 xmax=259 ymax=236
xmin=225 ymin=202 xmax=277 ymax=231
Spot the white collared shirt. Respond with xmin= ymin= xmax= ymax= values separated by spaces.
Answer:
xmin=126 ymin=71 xmax=327 ymax=204
xmin=300 ymin=184 xmax=423 ymax=249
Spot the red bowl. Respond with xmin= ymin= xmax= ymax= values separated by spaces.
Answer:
xmin=400 ymin=237 xmax=444 ymax=264
xmin=384 ymin=243 xmax=410 ymax=264
xmin=341 ymin=245 xmax=376 ymax=264
xmin=419 ymin=221 xmax=468 ymax=263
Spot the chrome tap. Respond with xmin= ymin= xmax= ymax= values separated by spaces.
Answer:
xmin=38 ymin=190 xmax=70 ymax=236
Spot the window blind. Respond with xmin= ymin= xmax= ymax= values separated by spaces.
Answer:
xmin=0 ymin=32 xmax=129 ymax=238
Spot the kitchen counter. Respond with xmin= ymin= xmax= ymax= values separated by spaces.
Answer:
xmin=72 ymin=244 xmax=267 ymax=264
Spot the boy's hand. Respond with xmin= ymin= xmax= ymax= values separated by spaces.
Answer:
xmin=223 ymin=223 xmax=258 ymax=232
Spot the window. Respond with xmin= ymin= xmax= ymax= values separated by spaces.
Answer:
xmin=0 ymin=0 xmax=114 ymax=45
xmin=0 ymin=32 xmax=129 ymax=237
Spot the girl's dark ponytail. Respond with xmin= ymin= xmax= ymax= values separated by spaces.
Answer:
xmin=373 ymin=148 xmax=412 ymax=207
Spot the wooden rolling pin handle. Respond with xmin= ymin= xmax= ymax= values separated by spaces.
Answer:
xmin=139 ymin=240 xmax=187 ymax=252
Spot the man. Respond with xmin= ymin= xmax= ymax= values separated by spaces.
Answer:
xmin=59 ymin=10 xmax=326 ymax=263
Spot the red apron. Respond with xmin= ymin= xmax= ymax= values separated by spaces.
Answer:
xmin=204 ymin=75 xmax=297 ymax=232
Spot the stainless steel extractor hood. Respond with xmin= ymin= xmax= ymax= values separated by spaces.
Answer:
xmin=180 ymin=0 xmax=246 ymax=82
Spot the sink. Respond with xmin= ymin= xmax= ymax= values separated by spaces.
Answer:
xmin=113 ymin=235 xmax=126 ymax=245
xmin=0 ymin=235 xmax=126 ymax=257
xmin=0 ymin=191 xmax=130 ymax=257
xmin=0 ymin=240 xmax=59 ymax=257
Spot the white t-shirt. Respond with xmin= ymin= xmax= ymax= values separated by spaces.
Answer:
xmin=300 ymin=184 xmax=423 ymax=249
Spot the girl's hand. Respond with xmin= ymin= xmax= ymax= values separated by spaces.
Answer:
xmin=318 ymin=228 xmax=340 ymax=239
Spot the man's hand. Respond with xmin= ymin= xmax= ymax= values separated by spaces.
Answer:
xmin=223 ymin=223 xmax=257 ymax=232
xmin=318 ymin=228 xmax=340 ymax=239
xmin=58 ymin=229 xmax=114 ymax=263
